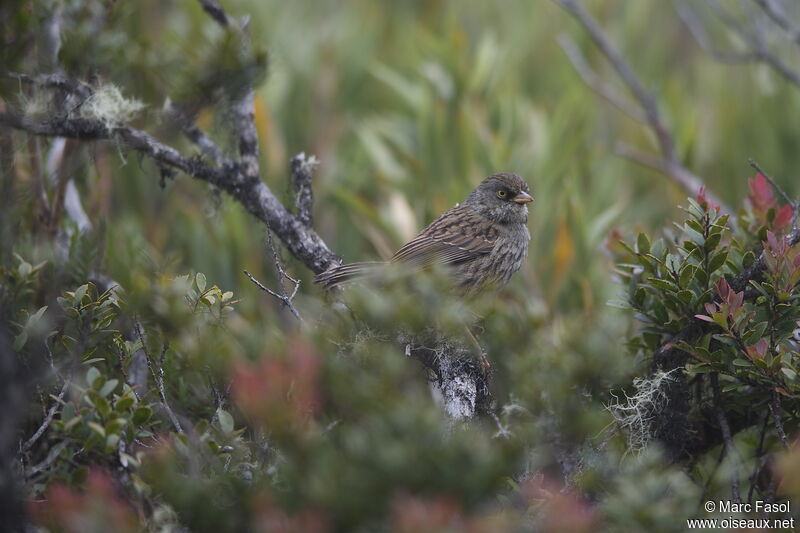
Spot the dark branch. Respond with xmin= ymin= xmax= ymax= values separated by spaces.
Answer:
xmin=291 ymin=152 xmax=317 ymax=227
xmin=711 ymin=372 xmax=741 ymax=503
xmin=0 ymin=110 xmax=339 ymax=273
xmin=197 ymin=0 xmax=231 ymax=27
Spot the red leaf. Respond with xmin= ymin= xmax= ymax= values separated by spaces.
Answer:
xmin=748 ymin=173 xmax=775 ymax=212
xmin=774 ymin=204 xmax=794 ymax=230
xmin=696 ymin=186 xmax=720 ymax=212
xmin=695 ymin=314 xmax=715 ymax=323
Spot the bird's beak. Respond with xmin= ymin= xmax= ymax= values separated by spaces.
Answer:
xmin=513 ymin=191 xmax=534 ymax=204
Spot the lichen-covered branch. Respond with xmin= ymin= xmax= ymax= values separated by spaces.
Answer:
xmin=0 ymin=109 xmax=340 ymax=274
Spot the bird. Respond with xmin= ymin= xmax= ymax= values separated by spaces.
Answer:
xmin=315 ymin=173 xmax=533 ymax=294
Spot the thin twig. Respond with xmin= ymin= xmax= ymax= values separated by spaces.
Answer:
xmin=291 ymin=152 xmax=318 ymax=227
xmin=556 ymin=33 xmax=647 ymax=123
xmin=134 ymin=322 xmax=183 ymax=434
xmin=708 ymin=0 xmax=800 ymax=88
xmin=242 ymin=217 xmax=303 ymax=320
xmin=21 ymin=379 xmax=70 ymax=453
xmin=675 ymin=2 xmax=757 ymax=64
xmin=710 ymin=372 xmax=741 ymax=503
xmin=752 ymin=0 xmax=800 ymax=46
xmin=768 ymin=388 xmax=790 ymax=449
xmin=197 ymin=0 xmax=230 ymax=27
xmin=748 ymin=411 xmax=771 ymax=503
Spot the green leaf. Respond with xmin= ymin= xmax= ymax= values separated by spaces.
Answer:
xmin=98 ymin=379 xmax=119 ymax=398
xmin=88 ymin=421 xmax=106 ymax=437
xmin=195 ymin=272 xmax=207 ymax=292
xmin=86 ymin=367 xmax=101 ymax=387
xmin=705 ymin=232 xmax=722 ymax=252
xmin=13 ymin=331 xmax=28 ymax=351
xmin=708 ymin=250 xmax=728 ymax=273
xmin=217 ymin=408 xmax=234 ymax=434
xmin=115 ymin=396 xmax=135 ymax=412
xmin=132 ymin=406 xmax=153 ymax=425
xmin=648 ymin=278 xmax=679 ymax=293
xmin=742 ymin=251 xmax=756 ymax=269
xmin=679 ymin=264 xmax=697 ymax=288
xmin=74 ymin=284 xmax=89 ymax=303
xmin=637 ymin=233 xmax=651 ymax=254
xmin=677 ymin=290 xmax=694 ymax=305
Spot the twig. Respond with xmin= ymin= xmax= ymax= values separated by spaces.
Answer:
xmin=555 ymin=0 xmax=676 ymax=161
xmin=25 ymin=441 xmax=68 ymax=477
xmin=748 ymin=411 xmax=771 ymax=503
xmin=21 ymin=379 xmax=70 ymax=453
xmin=167 ymin=101 xmax=227 ymax=167
xmin=197 ymin=0 xmax=230 ymax=27
xmin=707 ymin=0 xmax=800 ymax=88
xmin=556 ymin=34 xmax=647 ymax=123
xmin=752 ymin=0 xmax=800 ymax=46
xmin=291 ymin=152 xmax=318 ymax=227
xmin=134 ymin=322 xmax=183 ymax=434
xmin=710 ymin=373 xmax=741 ymax=503
xmin=675 ymin=2 xmax=757 ymax=64
xmin=615 ymin=142 xmax=730 ymax=213
xmin=768 ymin=389 xmax=790 ymax=449
xmin=244 ymin=264 xmax=301 ymax=321
xmin=554 ymin=0 xmax=731 ymax=214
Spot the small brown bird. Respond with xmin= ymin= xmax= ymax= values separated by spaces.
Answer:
xmin=315 ymin=173 xmax=533 ymax=294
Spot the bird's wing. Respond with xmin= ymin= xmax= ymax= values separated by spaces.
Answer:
xmin=391 ymin=204 xmax=496 ymax=266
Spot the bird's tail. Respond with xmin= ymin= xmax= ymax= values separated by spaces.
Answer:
xmin=314 ymin=261 xmax=386 ymax=288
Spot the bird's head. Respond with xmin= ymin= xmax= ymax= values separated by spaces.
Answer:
xmin=466 ymin=173 xmax=533 ymax=224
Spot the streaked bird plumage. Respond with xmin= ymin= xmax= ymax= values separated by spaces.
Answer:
xmin=315 ymin=173 xmax=532 ymax=294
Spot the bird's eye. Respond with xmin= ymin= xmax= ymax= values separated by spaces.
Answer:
xmin=497 ymin=190 xmax=507 ymax=199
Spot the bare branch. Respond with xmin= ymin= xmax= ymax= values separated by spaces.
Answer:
xmin=769 ymin=389 xmax=790 ymax=449
xmin=21 ymin=379 xmax=69 ymax=453
xmin=752 ymin=0 xmax=800 ymax=45
xmin=231 ymin=89 xmax=260 ymax=180
xmin=135 ymin=322 xmax=184 ymax=434
xmin=557 ymin=34 xmax=647 ymax=123
xmin=291 ymin=152 xmax=318 ymax=227
xmin=700 ymin=0 xmax=800 ymax=88
xmin=615 ymin=142 xmax=731 ymax=213
xmin=167 ymin=101 xmax=227 ymax=167
xmin=244 ymin=226 xmax=303 ymax=320
xmin=555 ymin=0 xmax=676 ymax=162
xmin=674 ymin=2 xmax=757 ymax=64
xmin=197 ymin=0 xmax=231 ymax=27
xmin=555 ymin=0 xmax=731 ymax=213
xmin=244 ymin=268 xmax=301 ymax=320
xmin=711 ymin=373 xmax=741 ymax=503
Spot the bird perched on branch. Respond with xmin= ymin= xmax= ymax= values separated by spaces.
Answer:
xmin=315 ymin=173 xmax=533 ymax=294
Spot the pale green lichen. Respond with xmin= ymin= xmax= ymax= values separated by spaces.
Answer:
xmin=21 ymin=89 xmax=54 ymax=121
xmin=78 ymin=84 xmax=145 ymax=127
xmin=607 ymin=368 xmax=680 ymax=455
